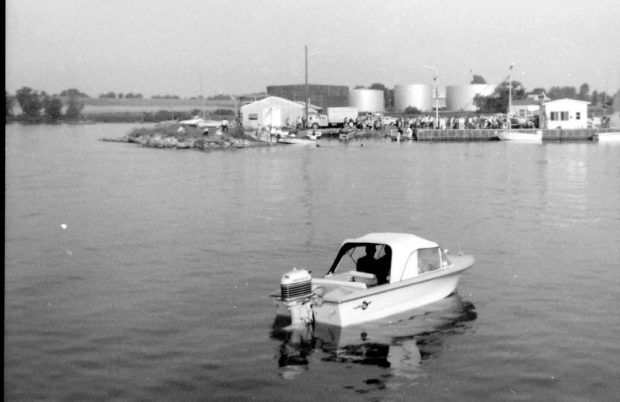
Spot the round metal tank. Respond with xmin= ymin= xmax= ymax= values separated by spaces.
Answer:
xmin=349 ymin=89 xmax=385 ymax=113
xmin=446 ymin=84 xmax=496 ymax=112
xmin=394 ymin=84 xmax=432 ymax=112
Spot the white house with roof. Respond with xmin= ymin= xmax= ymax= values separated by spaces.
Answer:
xmin=541 ymin=98 xmax=590 ymax=129
xmin=240 ymin=96 xmax=320 ymax=129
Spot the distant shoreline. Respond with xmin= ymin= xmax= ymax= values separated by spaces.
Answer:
xmin=6 ymin=97 xmax=238 ymax=124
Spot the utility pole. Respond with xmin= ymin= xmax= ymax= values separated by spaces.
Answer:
xmin=305 ymin=45 xmax=308 ymax=129
xmin=422 ymin=66 xmax=439 ymax=129
xmin=508 ymin=63 xmax=514 ymax=116
xmin=433 ymin=72 xmax=439 ymax=128
xmin=304 ymin=46 xmax=323 ymax=129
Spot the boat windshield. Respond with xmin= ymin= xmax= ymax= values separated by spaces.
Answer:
xmin=418 ymin=247 xmax=452 ymax=273
xmin=328 ymin=243 xmax=392 ymax=285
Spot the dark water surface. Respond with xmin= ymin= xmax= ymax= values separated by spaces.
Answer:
xmin=5 ymin=124 xmax=620 ymax=401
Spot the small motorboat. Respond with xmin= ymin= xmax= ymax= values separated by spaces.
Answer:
xmin=338 ymin=127 xmax=357 ymax=141
xmin=277 ymin=129 xmax=320 ymax=145
xmin=494 ymin=129 xmax=543 ymax=143
xmin=271 ymin=233 xmax=474 ymax=327
xmin=593 ymin=132 xmax=620 ymax=143
xmin=277 ymin=137 xmax=317 ymax=145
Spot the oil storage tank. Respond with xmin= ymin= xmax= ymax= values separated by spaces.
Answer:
xmin=446 ymin=84 xmax=496 ymax=112
xmin=349 ymin=89 xmax=385 ymax=113
xmin=394 ymin=84 xmax=432 ymax=112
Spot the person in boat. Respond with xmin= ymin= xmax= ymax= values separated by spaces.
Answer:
xmin=356 ymin=245 xmax=377 ymax=274
xmin=357 ymin=245 xmax=390 ymax=285
xmin=375 ymin=247 xmax=391 ymax=284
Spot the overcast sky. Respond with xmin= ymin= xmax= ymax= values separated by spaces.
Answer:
xmin=6 ymin=0 xmax=620 ymax=98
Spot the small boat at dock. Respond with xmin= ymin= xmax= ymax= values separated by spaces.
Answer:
xmin=277 ymin=137 xmax=317 ymax=145
xmin=494 ymin=63 xmax=542 ymax=143
xmin=494 ymin=129 xmax=543 ymax=143
xmin=338 ymin=127 xmax=358 ymax=141
xmin=592 ymin=132 xmax=620 ymax=143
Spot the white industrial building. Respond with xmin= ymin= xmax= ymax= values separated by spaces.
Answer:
xmin=349 ymin=89 xmax=385 ymax=113
xmin=394 ymin=84 xmax=432 ymax=112
xmin=541 ymin=98 xmax=590 ymax=129
xmin=239 ymin=96 xmax=319 ymax=129
xmin=445 ymin=84 xmax=496 ymax=112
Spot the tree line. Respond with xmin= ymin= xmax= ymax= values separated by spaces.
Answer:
xmin=98 ymin=92 xmax=233 ymax=100
xmin=6 ymin=87 xmax=85 ymax=122
xmin=474 ymin=80 xmax=613 ymax=114
xmin=5 ymin=86 xmax=239 ymax=123
xmin=5 ymin=87 xmax=240 ymax=123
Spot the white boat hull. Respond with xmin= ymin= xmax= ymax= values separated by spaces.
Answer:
xmin=594 ymin=132 xmax=620 ymax=143
xmin=313 ymin=269 xmax=463 ymax=327
xmin=311 ymin=293 xmax=474 ymax=346
xmin=495 ymin=130 xmax=543 ymax=143
xmin=277 ymin=138 xmax=317 ymax=145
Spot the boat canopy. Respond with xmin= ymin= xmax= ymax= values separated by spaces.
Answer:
xmin=332 ymin=233 xmax=443 ymax=284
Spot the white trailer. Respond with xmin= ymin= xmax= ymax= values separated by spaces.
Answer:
xmin=307 ymin=107 xmax=359 ymax=129
xmin=327 ymin=107 xmax=358 ymax=126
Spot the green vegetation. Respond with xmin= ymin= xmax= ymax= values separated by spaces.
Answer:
xmin=64 ymin=90 xmax=84 ymax=122
xmin=151 ymin=94 xmax=181 ymax=99
xmin=42 ymin=97 xmax=63 ymax=121
xmin=15 ymin=87 xmax=43 ymax=120
xmin=6 ymin=86 xmax=239 ymax=124
xmin=213 ymin=109 xmax=235 ymax=116
xmin=474 ymin=76 xmax=613 ymax=114
xmin=474 ymin=80 xmax=525 ymax=114
xmin=471 ymin=75 xmax=487 ymax=84
xmin=404 ymin=106 xmax=423 ymax=115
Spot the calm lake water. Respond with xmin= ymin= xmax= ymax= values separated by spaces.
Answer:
xmin=5 ymin=123 xmax=620 ymax=401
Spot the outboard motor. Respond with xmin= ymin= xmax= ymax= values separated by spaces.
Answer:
xmin=280 ymin=268 xmax=314 ymax=325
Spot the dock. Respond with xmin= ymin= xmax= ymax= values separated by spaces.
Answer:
xmin=413 ymin=128 xmax=619 ymax=142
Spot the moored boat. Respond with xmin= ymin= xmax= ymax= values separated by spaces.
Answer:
xmin=271 ymin=233 xmax=474 ymax=328
xmin=593 ymin=132 xmax=620 ymax=143
xmin=494 ymin=129 xmax=543 ymax=143
xmin=494 ymin=63 xmax=542 ymax=143
xmin=277 ymin=137 xmax=317 ymax=145
xmin=338 ymin=127 xmax=357 ymax=141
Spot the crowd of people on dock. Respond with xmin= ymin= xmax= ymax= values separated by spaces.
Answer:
xmin=258 ymin=112 xmax=539 ymax=133
xmin=394 ymin=114 xmax=539 ymax=131
xmin=247 ymin=111 xmax=541 ymax=143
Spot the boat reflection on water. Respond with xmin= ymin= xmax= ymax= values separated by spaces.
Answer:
xmin=271 ymin=293 xmax=477 ymax=380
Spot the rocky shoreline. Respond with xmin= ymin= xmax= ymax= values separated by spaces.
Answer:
xmin=101 ymin=123 xmax=274 ymax=150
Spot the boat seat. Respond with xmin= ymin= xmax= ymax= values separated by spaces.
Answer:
xmin=313 ymin=274 xmax=370 ymax=289
xmin=349 ymin=271 xmax=378 ymax=286
xmin=316 ymin=271 xmax=377 ymax=288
